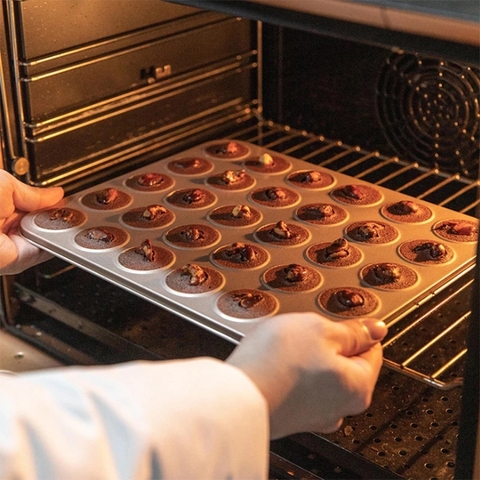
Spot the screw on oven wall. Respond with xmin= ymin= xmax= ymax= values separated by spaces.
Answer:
xmin=12 ymin=157 xmax=30 ymax=177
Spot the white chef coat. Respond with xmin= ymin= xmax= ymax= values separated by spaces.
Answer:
xmin=0 ymin=357 xmax=269 ymax=480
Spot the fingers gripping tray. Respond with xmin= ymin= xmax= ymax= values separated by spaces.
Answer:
xmin=20 ymin=141 xmax=478 ymax=343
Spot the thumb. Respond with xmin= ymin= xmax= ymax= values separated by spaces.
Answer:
xmin=11 ymin=177 xmax=64 ymax=212
xmin=336 ymin=318 xmax=387 ymax=357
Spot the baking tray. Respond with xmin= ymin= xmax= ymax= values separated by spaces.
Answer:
xmin=20 ymin=140 xmax=478 ymax=343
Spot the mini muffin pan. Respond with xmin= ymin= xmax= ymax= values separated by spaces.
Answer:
xmin=20 ymin=140 xmax=478 ymax=343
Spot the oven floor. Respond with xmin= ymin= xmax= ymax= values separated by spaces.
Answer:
xmin=0 ymin=328 xmax=63 ymax=373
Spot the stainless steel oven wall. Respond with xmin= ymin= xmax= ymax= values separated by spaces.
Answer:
xmin=1 ymin=0 xmax=258 ymax=189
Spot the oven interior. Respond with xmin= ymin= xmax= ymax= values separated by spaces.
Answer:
xmin=0 ymin=1 xmax=478 ymax=479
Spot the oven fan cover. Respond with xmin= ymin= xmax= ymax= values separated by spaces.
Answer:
xmin=376 ymin=53 xmax=480 ymax=176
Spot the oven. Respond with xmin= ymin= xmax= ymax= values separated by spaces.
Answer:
xmin=0 ymin=1 xmax=478 ymax=479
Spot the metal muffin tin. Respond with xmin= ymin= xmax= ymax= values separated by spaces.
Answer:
xmin=20 ymin=140 xmax=478 ymax=343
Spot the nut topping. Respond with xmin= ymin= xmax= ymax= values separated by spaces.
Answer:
xmin=142 ymin=205 xmax=167 ymax=220
xmin=181 ymin=263 xmax=207 ymax=286
xmin=336 ymin=289 xmax=364 ymax=308
xmin=232 ymin=292 xmax=263 ymax=309
xmin=309 ymin=204 xmax=334 ymax=218
xmin=49 ymin=208 xmax=74 ymax=222
xmin=325 ymin=238 xmax=350 ymax=260
xmin=180 ymin=226 xmax=205 ymax=242
xmin=438 ymin=221 xmax=478 ymax=236
xmin=136 ymin=239 xmax=156 ymax=262
xmin=373 ymin=263 xmax=401 ymax=284
xmin=284 ymin=264 xmax=308 ymax=283
xmin=413 ymin=241 xmax=447 ymax=259
xmin=271 ymin=220 xmax=294 ymax=240
xmin=183 ymin=189 xmax=204 ymax=204
xmin=356 ymin=222 xmax=383 ymax=239
xmin=137 ymin=173 xmax=164 ymax=187
xmin=86 ymin=228 xmax=114 ymax=243
xmin=390 ymin=200 xmax=419 ymax=215
xmin=340 ymin=184 xmax=363 ymax=200
xmin=258 ymin=153 xmax=274 ymax=166
xmin=266 ymin=187 xmax=287 ymax=200
xmin=231 ymin=205 xmax=252 ymax=219
xmin=225 ymin=242 xmax=256 ymax=262
xmin=301 ymin=170 xmax=322 ymax=183
xmin=221 ymin=169 xmax=246 ymax=184
xmin=96 ymin=188 xmax=118 ymax=205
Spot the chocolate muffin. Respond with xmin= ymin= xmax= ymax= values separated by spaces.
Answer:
xmin=345 ymin=220 xmax=399 ymax=245
xmin=306 ymin=238 xmax=362 ymax=268
xmin=211 ymin=242 xmax=270 ymax=270
xmin=75 ymin=226 xmax=129 ymax=250
xmin=118 ymin=239 xmax=174 ymax=271
xmin=165 ymin=264 xmax=225 ymax=294
xmin=125 ymin=172 xmax=174 ymax=192
xmin=216 ymin=288 xmax=278 ymax=320
xmin=167 ymin=157 xmax=214 ymax=175
xmin=381 ymin=200 xmax=433 ymax=224
xmin=295 ymin=203 xmax=348 ymax=226
xmin=34 ymin=207 xmax=86 ymax=230
xmin=206 ymin=169 xmax=255 ymax=191
xmin=205 ymin=141 xmax=250 ymax=159
xmin=262 ymin=263 xmax=322 ymax=293
xmin=165 ymin=188 xmax=216 ymax=210
xmin=398 ymin=240 xmax=455 ymax=265
xmin=432 ymin=219 xmax=478 ymax=243
xmin=244 ymin=153 xmax=291 ymax=175
xmin=286 ymin=169 xmax=334 ymax=190
xmin=254 ymin=221 xmax=311 ymax=247
xmin=318 ymin=287 xmax=380 ymax=317
xmin=121 ymin=205 xmax=175 ymax=229
xmin=207 ymin=204 xmax=262 ymax=228
xmin=164 ymin=224 xmax=220 ymax=249
xmin=249 ymin=186 xmax=300 ymax=208
xmin=360 ymin=262 xmax=418 ymax=290
xmin=331 ymin=184 xmax=383 ymax=206
xmin=81 ymin=188 xmax=132 ymax=210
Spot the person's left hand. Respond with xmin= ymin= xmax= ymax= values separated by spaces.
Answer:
xmin=0 ymin=170 xmax=64 ymax=275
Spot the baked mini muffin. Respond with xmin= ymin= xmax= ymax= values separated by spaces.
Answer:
xmin=206 ymin=169 xmax=255 ymax=191
xmin=286 ymin=169 xmax=334 ymax=190
xmin=262 ymin=263 xmax=322 ymax=293
xmin=381 ymin=200 xmax=432 ymax=224
xmin=244 ymin=152 xmax=291 ymax=175
xmin=360 ymin=262 xmax=418 ymax=290
xmin=204 ymin=141 xmax=250 ymax=159
xmin=165 ymin=263 xmax=224 ymax=294
xmin=216 ymin=288 xmax=278 ymax=320
xmin=118 ymin=239 xmax=174 ymax=271
xmin=295 ymin=203 xmax=348 ymax=226
xmin=34 ymin=207 xmax=86 ymax=230
xmin=306 ymin=238 xmax=362 ymax=268
xmin=165 ymin=188 xmax=216 ymax=210
xmin=398 ymin=239 xmax=454 ymax=265
xmin=331 ymin=184 xmax=383 ymax=206
xmin=345 ymin=220 xmax=399 ymax=245
xmin=125 ymin=172 xmax=174 ymax=192
xmin=81 ymin=187 xmax=132 ymax=210
xmin=211 ymin=242 xmax=269 ymax=270
xmin=75 ymin=226 xmax=129 ymax=250
xmin=121 ymin=204 xmax=175 ymax=229
xmin=254 ymin=221 xmax=310 ymax=247
xmin=318 ymin=287 xmax=379 ymax=317
xmin=164 ymin=224 xmax=220 ymax=249
xmin=249 ymin=186 xmax=300 ymax=208
xmin=167 ymin=157 xmax=214 ymax=175
xmin=432 ymin=219 xmax=478 ymax=243
xmin=207 ymin=204 xmax=262 ymax=228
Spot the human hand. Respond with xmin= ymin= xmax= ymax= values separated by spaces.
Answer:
xmin=227 ymin=312 xmax=387 ymax=439
xmin=0 ymin=170 xmax=64 ymax=275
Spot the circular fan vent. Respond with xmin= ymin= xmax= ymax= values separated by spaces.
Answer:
xmin=376 ymin=53 xmax=479 ymax=175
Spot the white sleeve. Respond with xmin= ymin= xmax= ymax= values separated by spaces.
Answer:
xmin=0 ymin=357 xmax=269 ymax=480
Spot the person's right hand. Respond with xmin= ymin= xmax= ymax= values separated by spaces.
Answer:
xmin=0 ymin=170 xmax=64 ymax=275
xmin=227 ymin=311 xmax=387 ymax=439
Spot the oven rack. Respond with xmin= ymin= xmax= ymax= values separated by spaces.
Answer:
xmin=223 ymin=118 xmax=478 ymax=390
